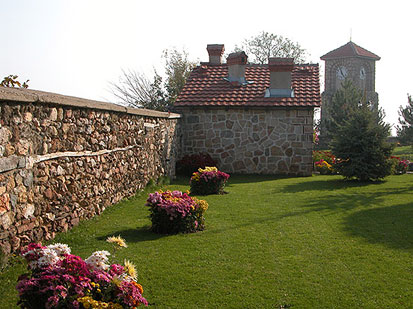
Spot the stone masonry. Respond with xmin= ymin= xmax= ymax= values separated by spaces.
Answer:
xmin=0 ymin=87 xmax=180 ymax=254
xmin=177 ymin=107 xmax=314 ymax=176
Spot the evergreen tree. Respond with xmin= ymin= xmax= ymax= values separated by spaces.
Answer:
xmin=331 ymin=102 xmax=393 ymax=181
xmin=321 ymin=79 xmax=363 ymax=142
xmin=396 ymin=94 xmax=413 ymax=145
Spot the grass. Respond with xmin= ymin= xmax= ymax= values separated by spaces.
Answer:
xmin=1 ymin=174 xmax=413 ymax=308
xmin=393 ymin=145 xmax=413 ymax=161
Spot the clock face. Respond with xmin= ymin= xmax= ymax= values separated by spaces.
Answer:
xmin=336 ymin=66 xmax=348 ymax=80
xmin=360 ymin=67 xmax=366 ymax=80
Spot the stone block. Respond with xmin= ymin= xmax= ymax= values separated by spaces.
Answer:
xmin=186 ymin=115 xmax=199 ymax=124
xmin=0 ymin=155 xmax=19 ymax=173
xmin=221 ymin=130 xmax=234 ymax=138
xmin=297 ymin=109 xmax=310 ymax=117
xmin=213 ymin=122 xmax=225 ymax=130
xmin=0 ymin=127 xmax=12 ymax=144
xmin=233 ymin=160 xmax=246 ymax=171
xmin=271 ymin=146 xmax=283 ymax=156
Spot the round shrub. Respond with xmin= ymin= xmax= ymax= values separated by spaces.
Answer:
xmin=146 ymin=190 xmax=208 ymax=234
xmin=175 ymin=153 xmax=218 ymax=176
xmin=190 ymin=167 xmax=230 ymax=195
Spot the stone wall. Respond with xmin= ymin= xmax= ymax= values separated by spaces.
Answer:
xmin=175 ymin=107 xmax=314 ymax=176
xmin=0 ymin=88 xmax=180 ymax=254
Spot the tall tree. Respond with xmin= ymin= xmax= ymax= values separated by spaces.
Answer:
xmin=321 ymin=79 xmax=363 ymax=142
xmin=396 ymin=94 xmax=413 ymax=145
xmin=162 ymin=48 xmax=196 ymax=105
xmin=331 ymin=102 xmax=393 ymax=181
xmin=235 ymin=31 xmax=308 ymax=64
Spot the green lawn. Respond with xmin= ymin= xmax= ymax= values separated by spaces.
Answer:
xmin=393 ymin=145 xmax=413 ymax=161
xmin=1 ymin=174 xmax=413 ymax=308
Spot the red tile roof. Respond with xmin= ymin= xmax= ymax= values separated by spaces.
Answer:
xmin=320 ymin=41 xmax=380 ymax=60
xmin=175 ymin=63 xmax=320 ymax=107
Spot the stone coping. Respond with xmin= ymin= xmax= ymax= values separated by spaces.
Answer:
xmin=0 ymin=87 xmax=181 ymax=119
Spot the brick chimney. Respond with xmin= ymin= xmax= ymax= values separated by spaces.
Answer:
xmin=266 ymin=57 xmax=294 ymax=97
xmin=207 ymin=44 xmax=225 ymax=64
xmin=226 ymin=51 xmax=248 ymax=84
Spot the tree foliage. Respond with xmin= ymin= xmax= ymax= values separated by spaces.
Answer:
xmin=1 ymin=75 xmax=29 ymax=88
xmin=396 ymin=94 xmax=413 ymax=145
xmin=321 ymin=79 xmax=363 ymax=141
xmin=110 ymin=48 xmax=195 ymax=111
xmin=331 ymin=102 xmax=393 ymax=182
xmin=163 ymin=48 xmax=196 ymax=105
xmin=235 ymin=31 xmax=308 ymax=64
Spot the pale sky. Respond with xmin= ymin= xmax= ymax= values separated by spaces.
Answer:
xmin=1 ymin=0 xmax=412 ymax=135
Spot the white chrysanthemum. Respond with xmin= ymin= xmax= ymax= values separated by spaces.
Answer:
xmin=47 ymin=243 xmax=71 ymax=257
xmin=85 ymin=250 xmax=110 ymax=271
xmin=37 ymin=248 xmax=59 ymax=267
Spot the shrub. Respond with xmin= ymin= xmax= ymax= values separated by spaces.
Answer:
xmin=146 ymin=190 xmax=208 ymax=234
xmin=16 ymin=241 xmax=147 ymax=308
xmin=190 ymin=167 xmax=230 ymax=195
xmin=175 ymin=153 xmax=218 ymax=176
xmin=389 ymin=156 xmax=409 ymax=175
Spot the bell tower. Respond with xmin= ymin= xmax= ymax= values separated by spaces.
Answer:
xmin=319 ymin=41 xmax=380 ymax=143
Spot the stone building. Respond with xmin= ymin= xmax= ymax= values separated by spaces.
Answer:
xmin=320 ymin=41 xmax=380 ymax=140
xmin=174 ymin=44 xmax=321 ymax=176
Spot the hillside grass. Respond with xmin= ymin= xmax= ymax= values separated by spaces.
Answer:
xmin=1 ymin=174 xmax=413 ymax=308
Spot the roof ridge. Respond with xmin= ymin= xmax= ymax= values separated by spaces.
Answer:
xmin=349 ymin=41 xmax=358 ymax=55
xmin=320 ymin=41 xmax=380 ymax=60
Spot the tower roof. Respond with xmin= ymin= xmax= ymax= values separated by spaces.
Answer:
xmin=320 ymin=41 xmax=380 ymax=61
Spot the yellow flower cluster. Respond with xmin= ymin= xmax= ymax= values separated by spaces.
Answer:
xmin=90 ymin=282 xmax=102 ymax=293
xmin=124 ymin=259 xmax=137 ymax=279
xmin=316 ymin=161 xmax=332 ymax=169
xmin=191 ymin=172 xmax=200 ymax=181
xmin=193 ymin=197 xmax=209 ymax=212
xmin=198 ymin=166 xmax=218 ymax=173
xmin=106 ymin=236 xmax=127 ymax=248
xmin=77 ymin=296 xmax=122 ymax=309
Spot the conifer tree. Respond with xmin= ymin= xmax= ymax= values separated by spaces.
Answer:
xmin=331 ymin=102 xmax=393 ymax=181
xmin=321 ymin=79 xmax=363 ymax=142
xmin=396 ymin=94 xmax=413 ymax=145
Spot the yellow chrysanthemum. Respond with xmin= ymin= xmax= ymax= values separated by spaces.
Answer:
xmin=106 ymin=235 xmax=127 ymax=248
xmin=124 ymin=259 xmax=138 ymax=279
xmin=198 ymin=166 xmax=218 ymax=173
xmin=191 ymin=172 xmax=200 ymax=181
xmin=193 ymin=198 xmax=209 ymax=212
xmin=77 ymin=296 xmax=116 ymax=309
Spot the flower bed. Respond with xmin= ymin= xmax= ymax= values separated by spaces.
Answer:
xmin=16 ymin=241 xmax=147 ymax=308
xmin=313 ymin=150 xmax=336 ymax=166
xmin=146 ymin=190 xmax=208 ymax=234
xmin=390 ymin=156 xmax=410 ymax=174
xmin=190 ymin=167 xmax=230 ymax=195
